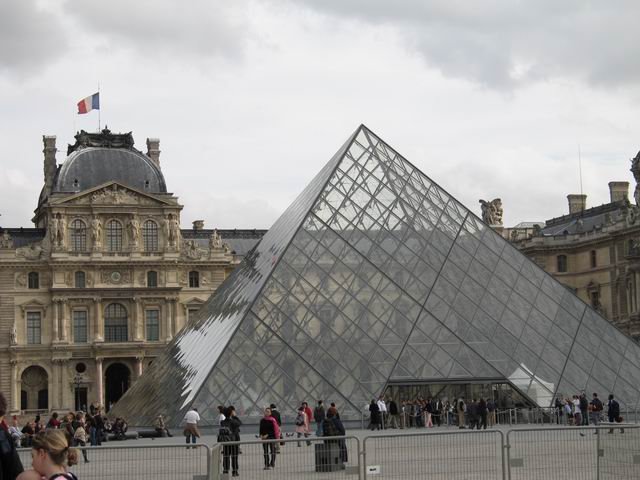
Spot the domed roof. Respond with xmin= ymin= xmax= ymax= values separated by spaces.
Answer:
xmin=53 ymin=129 xmax=167 ymax=194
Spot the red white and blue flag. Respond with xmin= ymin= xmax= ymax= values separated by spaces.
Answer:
xmin=77 ymin=93 xmax=100 ymax=114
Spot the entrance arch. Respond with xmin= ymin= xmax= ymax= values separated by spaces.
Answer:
xmin=105 ymin=362 xmax=130 ymax=409
xmin=21 ymin=366 xmax=48 ymax=411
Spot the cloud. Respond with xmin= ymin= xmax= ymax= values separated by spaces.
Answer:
xmin=0 ymin=0 xmax=68 ymax=76
xmin=290 ymin=0 xmax=640 ymax=88
xmin=63 ymin=0 xmax=251 ymax=62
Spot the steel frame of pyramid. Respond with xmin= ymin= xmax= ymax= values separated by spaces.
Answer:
xmin=114 ymin=125 xmax=640 ymax=426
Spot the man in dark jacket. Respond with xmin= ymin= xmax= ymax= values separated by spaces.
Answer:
xmin=368 ymin=400 xmax=381 ymax=430
xmin=221 ymin=406 xmax=242 ymax=477
xmin=0 ymin=392 xmax=24 ymax=480
xmin=388 ymin=399 xmax=400 ymax=429
xmin=607 ymin=394 xmax=624 ymax=434
xmin=579 ymin=393 xmax=589 ymax=425
xmin=467 ymin=399 xmax=478 ymax=430
xmin=313 ymin=401 xmax=325 ymax=437
xmin=477 ymin=398 xmax=488 ymax=430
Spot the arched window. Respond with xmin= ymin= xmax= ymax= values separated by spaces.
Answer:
xmin=28 ymin=272 xmax=39 ymax=289
xmin=147 ymin=271 xmax=158 ymax=287
xmin=143 ymin=220 xmax=159 ymax=252
xmin=590 ymin=250 xmax=597 ymax=269
xmin=75 ymin=271 xmax=86 ymax=288
xmin=557 ymin=255 xmax=568 ymax=273
xmin=104 ymin=303 xmax=128 ymax=342
xmin=189 ymin=271 xmax=199 ymax=288
xmin=70 ymin=219 xmax=87 ymax=252
xmin=106 ymin=220 xmax=123 ymax=252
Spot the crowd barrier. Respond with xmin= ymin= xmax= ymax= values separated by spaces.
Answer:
xmin=16 ymin=425 xmax=639 ymax=479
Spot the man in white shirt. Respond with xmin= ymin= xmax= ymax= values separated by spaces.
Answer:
xmin=183 ymin=408 xmax=201 ymax=447
xmin=377 ymin=396 xmax=388 ymax=429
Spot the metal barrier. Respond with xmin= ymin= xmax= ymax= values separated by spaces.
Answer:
xmin=505 ymin=425 xmax=640 ymax=480
xmin=362 ymin=429 xmax=505 ymax=479
xmin=216 ymin=435 xmax=360 ymax=479
xmin=18 ymin=443 xmax=211 ymax=480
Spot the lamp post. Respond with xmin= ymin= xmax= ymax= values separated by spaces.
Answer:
xmin=73 ymin=374 xmax=82 ymax=411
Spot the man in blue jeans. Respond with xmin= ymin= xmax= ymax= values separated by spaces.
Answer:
xmin=183 ymin=407 xmax=200 ymax=447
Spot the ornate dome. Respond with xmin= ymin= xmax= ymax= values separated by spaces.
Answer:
xmin=53 ymin=129 xmax=167 ymax=194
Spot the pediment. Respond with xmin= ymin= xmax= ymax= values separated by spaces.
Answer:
xmin=51 ymin=182 xmax=175 ymax=207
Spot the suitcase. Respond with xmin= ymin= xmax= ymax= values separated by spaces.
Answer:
xmin=315 ymin=442 xmax=343 ymax=472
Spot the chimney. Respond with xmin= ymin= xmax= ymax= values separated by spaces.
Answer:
xmin=192 ymin=220 xmax=204 ymax=230
xmin=43 ymin=135 xmax=57 ymax=195
xmin=567 ymin=194 xmax=587 ymax=215
xmin=146 ymin=138 xmax=161 ymax=166
xmin=608 ymin=181 xmax=629 ymax=203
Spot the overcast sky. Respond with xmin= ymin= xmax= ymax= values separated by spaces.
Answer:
xmin=1 ymin=0 xmax=640 ymax=229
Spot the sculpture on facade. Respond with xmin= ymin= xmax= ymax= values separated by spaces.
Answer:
xmin=91 ymin=216 xmax=102 ymax=247
xmin=209 ymin=229 xmax=223 ymax=250
xmin=164 ymin=214 xmax=180 ymax=248
xmin=17 ymin=242 xmax=43 ymax=260
xmin=0 ymin=230 xmax=13 ymax=249
xmin=631 ymin=151 xmax=640 ymax=206
xmin=50 ymin=213 xmax=66 ymax=248
xmin=10 ymin=322 xmax=17 ymax=345
xmin=479 ymin=198 xmax=503 ymax=226
xmin=128 ymin=217 xmax=140 ymax=247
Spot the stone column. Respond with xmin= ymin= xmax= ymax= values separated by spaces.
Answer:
xmin=52 ymin=299 xmax=59 ymax=342
xmin=135 ymin=356 xmax=144 ymax=378
xmin=10 ymin=360 xmax=18 ymax=411
xmin=60 ymin=300 xmax=69 ymax=342
xmin=134 ymin=298 xmax=143 ymax=341
xmin=93 ymin=298 xmax=103 ymax=342
xmin=96 ymin=357 xmax=104 ymax=407
xmin=164 ymin=298 xmax=173 ymax=342
xmin=59 ymin=360 xmax=68 ymax=409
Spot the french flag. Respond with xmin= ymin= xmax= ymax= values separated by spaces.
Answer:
xmin=77 ymin=92 xmax=100 ymax=114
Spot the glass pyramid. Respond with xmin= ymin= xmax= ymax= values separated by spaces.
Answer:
xmin=114 ymin=125 xmax=640 ymax=426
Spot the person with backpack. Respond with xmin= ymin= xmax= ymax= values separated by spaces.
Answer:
xmin=259 ymin=407 xmax=279 ymax=470
xmin=323 ymin=407 xmax=347 ymax=463
xmin=590 ymin=393 xmax=603 ymax=429
xmin=18 ymin=429 xmax=79 ymax=480
xmin=295 ymin=406 xmax=311 ymax=447
xmin=220 ymin=406 xmax=241 ymax=477
xmin=313 ymin=401 xmax=325 ymax=436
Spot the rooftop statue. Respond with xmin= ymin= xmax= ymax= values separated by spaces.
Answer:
xmin=479 ymin=198 xmax=503 ymax=226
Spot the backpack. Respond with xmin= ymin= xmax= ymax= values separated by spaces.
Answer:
xmin=323 ymin=418 xmax=339 ymax=437
xmin=592 ymin=398 xmax=603 ymax=412
xmin=217 ymin=424 xmax=232 ymax=443
xmin=295 ymin=412 xmax=305 ymax=426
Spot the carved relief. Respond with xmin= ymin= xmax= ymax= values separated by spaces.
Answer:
xmin=182 ymin=239 xmax=207 ymax=260
xmin=16 ymin=243 xmax=43 ymax=260
xmin=91 ymin=186 xmax=137 ymax=205
xmin=15 ymin=273 xmax=26 ymax=287
xmin=100 ymin=270 xmax=131 ymax=285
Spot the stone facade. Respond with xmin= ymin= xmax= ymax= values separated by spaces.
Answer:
xmin=0 ymin=130 xmax=265 ymax=414
xmin=510 ymin=179 xmax=640 ymax=342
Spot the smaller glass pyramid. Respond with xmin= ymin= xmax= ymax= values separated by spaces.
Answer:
xmin=114 ymin=125 xmax=640 ymax=426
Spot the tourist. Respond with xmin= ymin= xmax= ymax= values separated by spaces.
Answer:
xmin=16 ymin=430 xmax=78 ymax=480
xmin=183 ymin=407 xmax=201 ymax=447
xmin=46 ymin=413 xmax=61 ymax=430
xmin=153 ymin=414 xmax=172 ymax=437
xmin=572 ymin=395 xmax=582 ymax=426
xmin=91 ymin=407 xmax=104 ymax=445
xmin=313 ymin=400 xmax=326 ymax=436
xmin=0 ymin=392 xmax=24 ymax=479
xmin=579 ymin=393 xmax=589 ymax=425
xmin=33 ymin=416 xmax=44 ymax=434
xmin=468 ymin=399 xmax=478 ymax=430
xmin=607 ymin=394 xmax=624 ymax=434
xmin=8 ymin=416 xmax=23 ymax=448
xmin=221 ymin=406 xmax=241 ymax=477
xmin=368 ymin=400 xmax=381 ymax=430
xmin=269 ymin=404 xmax=283 ymax=452
xmin=323 ymin=407 xmax=347 ymax=463
xmin=60 ymin=413 xmax=75 ymax=444
xmin=217 ymin=406 xmax=226 ymax=426
xmin=21 ymin=422 xmax=35 ymax=447
xmin=329 ymin=402 xmax=340 ymax=419
xmin=377 ymin=396 xmax=387 ymax=428
xmin=563 ymin=398 xmax=573 ymax=425
xmin=388 ymin=398 xmax=399 ymax=429
xmin=258 ymin=407 xmax=279 ymax=470
xmin=72 ymin=413 xmax=89 ymax=463
xmin=294 ymin=406 xmax=311 ymax=446
xmin=478 ymin=398 xmax=488 ymax=430
xmin=457 ymin=398 xmax=466 ymax=429
xmin=487 ymin=398 xmax=496 ymax=427
xmin=590 ymin=393 xmax=603 ymax=429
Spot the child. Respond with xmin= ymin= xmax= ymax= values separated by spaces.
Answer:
xmin=17 ymin=429 xmax=79 ymax=480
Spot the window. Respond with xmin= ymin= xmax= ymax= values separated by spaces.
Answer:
xmin=188 ymin=271 xmax=200 ymax=288
xmin=557 ymin=255 xmax=568 ymax=273
xmin=188 ymin=308 xmax=200 ymax=321
xmin=73 ymin=310 xmax=88 ymax=343
xmin=70 ymin=219 xmax=87 ymax=252
xmin=145 ymin=310 xmax=160 ymax=341
xmin=26 ymin=312 xmax=41 ymax=344
xmin=106 ymin=220 xmax=123 ymax=252
xmin=28 ymin=272 xmax=39 ymax=289
xmin=590 ymin=250 xmax=597 ymax=269
xmin=75 ymin=271 xmax=86 ymax=288
xmin=147 ymin=271 xmax=158 ymax=287
xmin=104 ymin=303 xmax=128 ymax=342
xmin=143 ymin=220 xmax=159 ymax=252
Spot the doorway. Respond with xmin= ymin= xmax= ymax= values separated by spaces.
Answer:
xmin=105 ymin=362 xmax=130 ymax=409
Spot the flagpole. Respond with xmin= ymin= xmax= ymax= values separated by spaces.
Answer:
xmin=98 ymin=83 xmax=101 ymax=132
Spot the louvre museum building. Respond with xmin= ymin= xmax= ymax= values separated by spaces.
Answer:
xmin=114 ymin=125 xmax=640 ymax=426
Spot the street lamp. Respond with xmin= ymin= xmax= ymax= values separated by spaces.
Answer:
xmin=73 ymin=374 xmax=82 ymax=411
